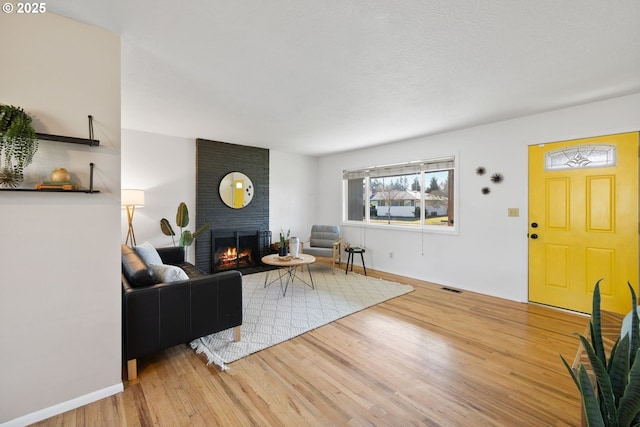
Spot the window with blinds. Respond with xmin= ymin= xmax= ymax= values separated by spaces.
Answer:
xmin=343 ymin=157 xmax=455 ymax=228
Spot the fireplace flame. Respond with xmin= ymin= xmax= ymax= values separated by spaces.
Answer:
xmin=215 ymin=241 xmax=257 ymax=271
xmin=220 ymin=246 xmax=252 ymax=264
xmin=225 ymin=247 xmax=237 ymax=261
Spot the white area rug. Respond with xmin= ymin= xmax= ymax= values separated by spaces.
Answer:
xmin=190 ymin=265 xmax=414 ymax=370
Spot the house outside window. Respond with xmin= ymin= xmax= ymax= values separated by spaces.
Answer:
xmin=343 ymin=157 xmax=455 ymax=229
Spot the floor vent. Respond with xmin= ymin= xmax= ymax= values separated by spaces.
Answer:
xmin=441 ymin=287 xmax=462 ymax=293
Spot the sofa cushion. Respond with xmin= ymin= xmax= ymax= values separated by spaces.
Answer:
xmin=135 ymin=241 xmax=163 ymax=265
xmin=302 ymin=246 xmax=334 ymax=258
xmin=150 ymin=264 xmax=189 ymax=283
xmin=122 ymin=244 xmax=155 ymax=287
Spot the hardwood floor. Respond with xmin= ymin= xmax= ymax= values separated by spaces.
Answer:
xmin=33 ymin=261 xmax=589 ymax=426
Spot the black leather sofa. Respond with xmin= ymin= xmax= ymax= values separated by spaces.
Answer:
xmin=121 ymin=244 xmax=242 ymax=379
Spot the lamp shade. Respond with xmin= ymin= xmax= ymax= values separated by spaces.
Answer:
xmin=121 ymin=189 xmax=145 ymax=207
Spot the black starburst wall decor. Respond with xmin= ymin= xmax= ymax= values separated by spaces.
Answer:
xmin=491 ymin=173 xmax=504 ymax=184
xmin=477 ymin=166 xmax=505 ymax=195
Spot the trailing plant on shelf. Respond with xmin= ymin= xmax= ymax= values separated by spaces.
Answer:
xmin=160 ymin=202 xmax=209 ymax=247
xmin=560 ymin=280 xmax=640 ymax=427
xmin=0 ymin=104 xmax=38 ymax=187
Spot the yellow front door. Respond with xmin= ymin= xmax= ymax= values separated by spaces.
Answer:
xmin=528 ymin=132 xmax=639 ymax=314
xmin=233 ymin=179 xmax=244 ymax=208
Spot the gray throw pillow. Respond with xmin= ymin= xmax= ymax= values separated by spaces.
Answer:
xmin=134 ymin=241 xmax=163 ymax=265
xmin=150 ymin=264 xmax=189 ymax=283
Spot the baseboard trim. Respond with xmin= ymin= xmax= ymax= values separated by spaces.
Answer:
xmin=1 ymin=382 xmax=123 ymax=427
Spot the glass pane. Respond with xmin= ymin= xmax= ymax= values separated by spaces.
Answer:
xmin=423 ymin=170 xmax=452 ymax=226
xmin=545 ymin=144 xmax=616 ymax=171
xmin=370 ymin=174 xmax=421 ymax=226
xmin=346 ymin=178 xmax=365 ymax=221
xmin=343 ymin=160 xmax=455 ymax=230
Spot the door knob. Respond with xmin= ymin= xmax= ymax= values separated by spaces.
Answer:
xmin=531 ymin=222 xmax=538 ymax=228
xmin=530 ymin=233 xmax=539 ymax=239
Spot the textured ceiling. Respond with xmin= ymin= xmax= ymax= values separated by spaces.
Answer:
xmin=49 ymin=0 xmax=640 ymax=156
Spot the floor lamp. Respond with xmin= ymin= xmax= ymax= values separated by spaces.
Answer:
xmin=122 ymin=189 xmax=145 ymax=247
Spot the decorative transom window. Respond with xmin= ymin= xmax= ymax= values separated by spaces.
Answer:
xmin=343 ymin=157 xmax=455 ymax=229
xmin=545 ymin=144 xmax=616 ymax=171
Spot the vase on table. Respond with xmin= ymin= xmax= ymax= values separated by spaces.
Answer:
xmin=289 ymin=237 xmax=300 ymax=257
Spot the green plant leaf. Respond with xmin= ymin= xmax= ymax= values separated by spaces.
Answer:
xmin=0 ymin=105 xmax=29 ymax=135
xmin=192 ymin=223 xmax=210 ymax=239
xmin=0 ymin=105 xmax=37 ymax=183
xmin=5 ymin=114 xmax=35 ymax=139
xmin=578 ymin=364 xmax=606 ymax=427
xmin=592 ymin=280 xmax=606 ymax=365
xmin=630 ymin=283 xmax=639 ymax=369
xmin=179 ymin=230 xmax=193 ymax=246
xmin=560 ymin=353 xmax=581 ymax=389
xmin=160 ymin=218 xmax=176 ymax=246
xmin=579 ymin=334 xmax=618 ymax=423
xmin=609 ymin=336 xmax=621 ymax=371
xmin=176 ymin=202 xmax=189 ymax=228
xmin=609 ymin=335 xmax=630 ymax=406
xmin=160 ymin=218 xmax=175 ymax=236
xmin=619 ymin=349 xmax=640 ymax=426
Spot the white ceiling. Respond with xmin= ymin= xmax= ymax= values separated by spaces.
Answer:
xmin=49 ymin=0 xmax=640 ymax=156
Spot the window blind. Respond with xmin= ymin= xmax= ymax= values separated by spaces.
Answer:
xmin=343 ymin=157 xmax=454 ymax=180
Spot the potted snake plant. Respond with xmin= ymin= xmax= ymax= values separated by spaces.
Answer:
xmin=560 ymin=280 xmax=640 ymax=426
xmin=0 ymin=104 xmax=38 ymax=187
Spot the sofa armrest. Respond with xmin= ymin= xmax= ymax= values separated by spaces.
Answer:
xmin=122 ymin=280 xmax=192 ymax=360
xmin=157 ymin=246 xmax=185 ymax=265
xmin=332 ymin=238 xmax=342 ymax=265
xmin=122 ymin=269 xmax=243 ymax=361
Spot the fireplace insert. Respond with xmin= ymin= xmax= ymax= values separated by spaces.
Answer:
xmin=212 ymin=229 xmax=272 ymax=273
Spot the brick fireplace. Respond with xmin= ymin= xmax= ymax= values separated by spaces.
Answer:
xmin=196 ymin=139 xmax=270 ymax=274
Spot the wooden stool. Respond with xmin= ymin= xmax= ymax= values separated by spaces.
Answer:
xmin=345 ymin=247 xmax=366 ymax=276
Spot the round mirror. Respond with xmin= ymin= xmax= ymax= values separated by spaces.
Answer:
xmin=219 ymin=172 xmax=254 ymax=208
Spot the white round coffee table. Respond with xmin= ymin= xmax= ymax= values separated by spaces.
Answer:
xmin=261 ymin=253 xmax=316 ymax=296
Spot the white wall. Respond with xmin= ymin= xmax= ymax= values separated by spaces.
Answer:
xmin=317 ymin=93 xmax=640 ymax=302
xmin=0 ymin=12 xmax=122 ymax=426
xmin=121 ymin=129 xmax=198 ymax=260
xmin=269 ymin=150 xmax=318 ymax=242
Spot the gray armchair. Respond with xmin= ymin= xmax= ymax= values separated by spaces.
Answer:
xmin=302 ymin=225 xmax=342 ymax=273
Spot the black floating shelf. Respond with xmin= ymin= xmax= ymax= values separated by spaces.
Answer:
xmin=35 ymin=133 xmax=99 ymax=146
xmin=0 ymin=163 xmax=99 ymax=194
xmin=0 ymin=188 xmax=99 ymax=193
xmin=35 ymin=115 xmax=99 ymax=146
